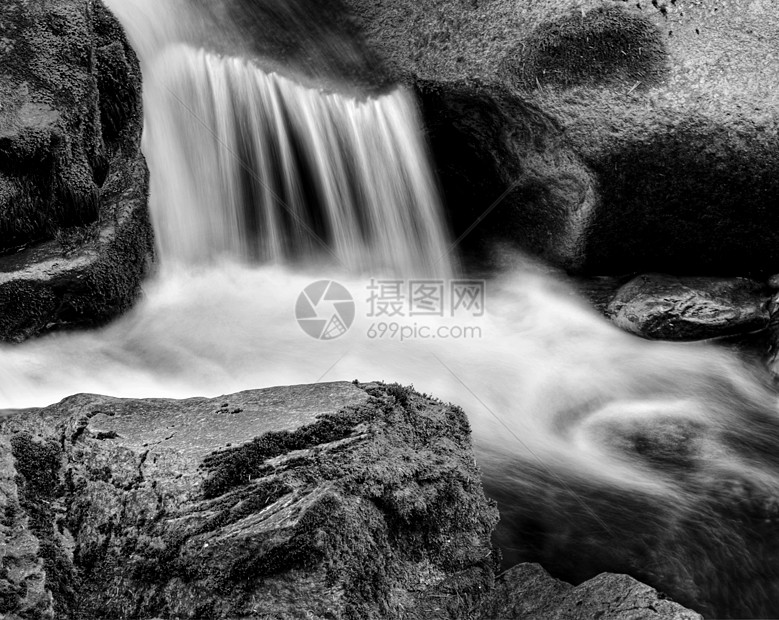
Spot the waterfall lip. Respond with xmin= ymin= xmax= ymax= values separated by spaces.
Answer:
xmin=230 ymin=54 xmax=397 ymax=101
xmin=104 ymin=0 xmax=394 ymax=100
xmin=153 ymin=42 xmax=398 ymax=102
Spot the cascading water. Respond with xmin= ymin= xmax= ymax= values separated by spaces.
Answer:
xmin=2 ymin=1 xmax=779 ymax=617
xmin=145 ymin=44 xmax=451 ymax=274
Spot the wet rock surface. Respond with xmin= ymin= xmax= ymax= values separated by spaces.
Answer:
xmin=483 ymin=563 xmax=702 ymax=620
xmin=344 ymin=0 xmax=779 ymax=275
xmin=0 ymin=382 xmax=499 ymax=619
xmin=0 ymin=0 xmax=152 ymax=342
xmin=606 ymin=274 xmax=770 ymax=340
xmin=416 ymin=79 xmax=596 ymax=270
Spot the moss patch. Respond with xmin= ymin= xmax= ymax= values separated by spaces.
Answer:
xmin=10 ymin=433 xmax=75 ymax=619
xmin=504 ymin=6 xmax=669 ymax=90
xmin=200 ymin=403 xmax=376 ymax=499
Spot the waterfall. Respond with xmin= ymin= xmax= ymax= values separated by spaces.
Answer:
xmin=145 ymin=44 xmax=451 ymax=275
xmin=1 ymin=1 xmax=778 ymax=617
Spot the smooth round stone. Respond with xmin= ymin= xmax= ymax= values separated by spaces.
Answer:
xmin=607 ymin=273 xmax=770 ymax=341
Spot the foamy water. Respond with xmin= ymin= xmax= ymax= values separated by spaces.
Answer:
xmin=2 ymin=257 xmax=778 ymax=614
xmin=1 ymin=259 xmax=770 ymax=499
xmin=1 ymin=0 xmax=777 ymax=615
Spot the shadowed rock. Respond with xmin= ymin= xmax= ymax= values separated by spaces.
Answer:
xmin=416 ymin=79 xmax=596 ymax=271
xmin=344 ymin=0 xmax=779 ymax=275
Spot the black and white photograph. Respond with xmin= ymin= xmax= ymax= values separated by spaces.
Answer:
xmin=0 ymin=0 xmax=777 ymax=618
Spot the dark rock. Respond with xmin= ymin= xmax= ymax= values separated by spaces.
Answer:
xmin=606 ymin=274 xmax=770 ymax=340
xmin=0 ymin=156 xmax=152 ymax=342
xmin=483 ymin=563 xmax=701 ymax=619
xmin=765 ymin=291 xmax=779 ymax=378
xmin=416 ymin=79 xmax=596 ymax=270
xmin=344 ymin=0 xmax=779 ymax=275
xmin=503 ymin=6 xmax=670 ymax=91
xmin=0 ymin=382 xmax=498 ymax=619
xmin=0 ymin=0 xmax=152 ymax=341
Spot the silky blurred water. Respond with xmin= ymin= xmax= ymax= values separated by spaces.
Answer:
xmin=1 ymin=1 xmax=778 ymax=616
xmin=143 ymin=45 xmax=450 ymax=274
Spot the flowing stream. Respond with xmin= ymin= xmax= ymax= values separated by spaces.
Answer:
xmin=1 ymin=1 xmax=778 ymax=617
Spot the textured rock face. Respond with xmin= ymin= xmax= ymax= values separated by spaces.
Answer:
xmin=504 ymin=7 xmax=670 ymax=92
xmin=0 ymin=0 xmax=152 ymax=341
xmin=344 ymin=0 xmax=779 ymax=275
xmin=0 ymin=382 xmax=499 ymax=619
xmin=483 ymin=563 xmax=702 ymax=620
xmin=607 ymin=274 xmax=771 ymax=340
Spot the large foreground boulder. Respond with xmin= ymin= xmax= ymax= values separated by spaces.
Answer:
xmin=0 ymin=381 xmax=708 ymax=619
xmin=344 ymin=0 xmax=779 ymax=275
xmin=0 ymin=382 xmax=499 ymax=619
xmin=0 ymin=0 xmax=152 ymax=341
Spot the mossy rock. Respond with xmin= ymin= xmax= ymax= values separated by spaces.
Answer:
xmin=0 ymin=382 xmax=499 ymax=619
xmin=0 ymin=0 xmax=151 ymax=341
xmin=503 ymin=6 xmax=669 ymax=90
